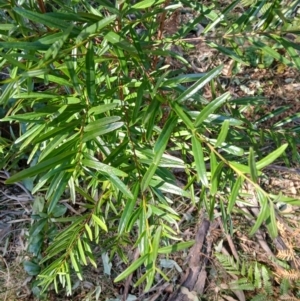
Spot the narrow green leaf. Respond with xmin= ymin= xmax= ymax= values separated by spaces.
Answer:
xmin=48 ymin=171 xmax=72 ymax=213
xmin=210 ymin=151 xmax=218 ymax=195
xmin=192 ymin=136 xmax=208 ymax=186
xmin=82 ymin=122 xmax=124 ymax=142
xmin=153 ymin=115 xmax=177 ymax=165
xmin=76 ymin=15 xmax=117 ymax=43
xmin=114 ymin=253 xmax=148 ymax=282
xmin=88 ymin=103 xmax=117 ymax=115
xmin=13 ymin=7 xmax=73 ymax=31
xmin=206 ymin=42 xmax=249 ymax=65
xmin=194 ymin=92 xmax=230 ymax=127
xmin=5 ymin=151 xmax=76 ymax=184
xmin=158 ymin=241 xmax=195 ymax=254
xmin=215 ymin=120 xmax=230 ymax=147
xmin=0 ymin=42 xmax=49 ymax=51
xmin=227 ymin=177 xmax=243 ymax=214
xmin=266 ymin=201 xmax=278 ymax=239
xmin=249 ymin=147 xmax=258 ymax=183
xmin=86 ymin=41 xmax=96 ymax=103
xmin=92 ymin=214 xmax=108 ymax=232
xmin=171 ymin=102 xmax=194 ymax=130
xmin=249 ymin=194 xmax=268 ymax=236
xmin=118 ymin=183 xmax=139 ymax=234
xmin=70 ymin=251 xmax=83 ymax=280
xmin=77 ymin=239 xmax=87 ymax=265
xmin=132 ymin=0 xmax=164 ymax=9
xmin=39 ymin=25 xmax=73 ymax=66
xmin=84 ymin=117 xmax=121 ymax=131
xmin=85 ymin=224 xmax=93 ymax=241
xmin=141 ymin=163 xmax=157 ymax=192
xmin=256 ymin=144 xmax=288 ymax=170
xmin=82 ymin=157 xmax=127 ymax=177
xmin=65 ymin=56 xmax=82 ymax=95
xmin=175 ymin=65 xmax=224 ymax=104
xmin=109 ymin=174 xmax=133 ymax=199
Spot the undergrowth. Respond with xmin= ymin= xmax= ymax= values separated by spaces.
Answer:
xmin=0 ymin=0 xmax=300 ymax=299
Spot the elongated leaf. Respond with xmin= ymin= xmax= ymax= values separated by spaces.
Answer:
xmin=141 ymin=163 xmax=157 ymax=192
xmin=171 ymin=102 xmax=194 ymax=130
xmin=77 ymin=239 xmax=87 ymax=265
xmin=5 ymin=151 xmax=77 ymax=184
xmin=82 ymin=122 xmax=124 ymax=141
xmin=153 ymin=115 xmax=177 ymax=165
xmin=92 ymin=214 xmax=108 ymax=232
xmin=48 ymin=171 xmax=72 ymax=213
xmin=76 ymin=15 xmax=117 ymax=43
xmin=132 ymin=0 xmax=164 ymax=9
xmin=158 ymin=241 xmax=195 ymax=254
xmin=192 ymin=136 xmax=208 ymax=186
xmin=39 ymin=25 xmax=73 ymax=66
xmin=84 ymin=117 xmax=121 ymax=131
xmin=0 ymin=42 xmax=49 ymax=51
xmin=109 ymin=174 xmax=133 ymax=199
xmin=85 ymin=224 xmax=93 ymax=241
xmin=249 ymin=193 xmax=268 ymax=236
xmin=194 ymin=92 xmax=230 ymax=127
xmin=114 ymin=253 xmax=148 ymax=282
xmin=86 ymin=41 xmax=96 ymax=103
xmin=249 ymin=147 xmax=258 ymax=183
xmin=215 ymin=120 xmax=230 ymax=147
xmin=175 ymin=65 xmax=224 ymax=104
xmin=256 ymin=144 xmax=288 ymax=170
xmin=70 ymin=250 xmax=83 ymax=280
xmin=82 ymin=157 xmax=127 ymax=177
xmin=227 ymin=177 xmax=243 ymax=214
xmin=13 ymin=7 xmax=76 ymax=32
xmin=266 ymin=201 xmax=278 ymax=239
xmin=118 ymin=183 xmax=139 ymax=234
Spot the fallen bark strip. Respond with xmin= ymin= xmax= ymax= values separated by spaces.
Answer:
xmin=167 ymin=219 xmax=211 ymax=301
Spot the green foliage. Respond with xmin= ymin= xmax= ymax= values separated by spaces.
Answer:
xmin=0 ymin=0 xmax=300 ymax=296
xmin=216 ymin=253 xmax=274 ymax=298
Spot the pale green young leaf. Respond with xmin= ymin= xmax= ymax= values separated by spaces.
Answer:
xmin=85 ymin=224 xmax=93 ymax=241
xmin=92 ymin=214 xmax=108 ymax=232
xmin=114 ymin=253 xmax=148 ymax=282
xmin=70 ymin=250 xmax=83 ymax=280
xmin=132 ymin=0 xmax=164 ymax=9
